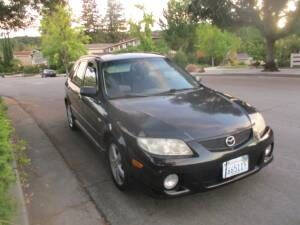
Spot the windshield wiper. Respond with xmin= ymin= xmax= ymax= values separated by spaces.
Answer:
xmin=110 ymin=94 xmax=148 ymax=100
xmin=153 ymin=87 xmax=199 ymax=96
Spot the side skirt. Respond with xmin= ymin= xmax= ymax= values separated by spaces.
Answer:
xmin=74 ymin=119 xmax=106 ymax=152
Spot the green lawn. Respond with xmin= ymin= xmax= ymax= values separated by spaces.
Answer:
xmin=0 ymin=97 xmax=15 ymax=225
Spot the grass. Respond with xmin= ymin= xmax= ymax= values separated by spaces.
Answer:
xmin=0 ymin=98 xmax=30 ymax=225
xmin=0 ymin=97 xmax=15 ymax=225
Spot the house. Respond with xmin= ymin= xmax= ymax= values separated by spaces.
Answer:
xmin=13 ymin=50 xmax=48 ymax=66
xmin=86 ymin=43 xmax=114 ymax=55
xmin=32 ymin=50 xmax=48 ymax=65
xmin=236 ymin=53 xmax=253 ymax=65
xmin=86 ymin=32 xmax=161 ymax=55
xmin=86 ymin=38 xmax=141 ymax=55
xmin=13 ymin=51 xmax=33 ymax=66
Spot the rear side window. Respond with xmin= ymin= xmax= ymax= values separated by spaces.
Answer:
xmin=72 ymin=61 xmax=87 ymax=87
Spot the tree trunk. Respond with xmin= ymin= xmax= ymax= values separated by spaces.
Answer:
xmin=211 ymin=56 xmax=215 ymax=67
xmin=264 ymin=38 xmax=279 ymax=72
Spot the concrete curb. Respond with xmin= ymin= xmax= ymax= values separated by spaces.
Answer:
xmin=4 ymin=97 xmax=106 ymax=225
xmin=201 ymin=73 xmax=300 ymax=78
xmin=3 ymin=97 xmax=30 ymax=225
xmin=10 ymin=155 xmax=30 ymax=225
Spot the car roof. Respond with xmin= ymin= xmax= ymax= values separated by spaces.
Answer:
xmin=80 ymin=53 xmax=165 ymax=62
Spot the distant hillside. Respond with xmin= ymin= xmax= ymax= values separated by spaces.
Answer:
xmin=0 ymin=36 xmax=41 ymax=52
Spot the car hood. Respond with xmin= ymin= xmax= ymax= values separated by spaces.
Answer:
xmin=109 ymin=87 xmax=252 ymax=141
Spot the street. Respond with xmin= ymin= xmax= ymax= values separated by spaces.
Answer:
xmin=0 ymin=75 xmax=299 ymax=225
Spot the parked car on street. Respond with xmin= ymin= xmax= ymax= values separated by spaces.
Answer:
xmin=64 ymin=53 xmax=274 ymax=197
xmin=41 ymin=69 xmax=56 ymax=78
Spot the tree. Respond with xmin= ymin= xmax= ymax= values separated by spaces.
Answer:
xmin=160 ymin=0 xmax=197 ymax=52
xmin=276 ymin=34 xmax=300 ymax=67
xmin=188 ymin=0 xmax=300 ymax=71
xmin=1 ymin=34 xmax=13 ymax=66
xmin=40 ymin=5 xmax=89 ymax=73
xmin=119 ymin=5 xmax=169 ymax=54
xmin=0 ymin=0 xmax=66 ymax=30
xmin=129 ymin=5 xmax=155 ymax=51
xmin=237 ymin=27 xmax=265 ymax=62
xmin=196 ymin=24 xmax=240 ymax=66
xmin=81 ymin=0 xmax=101 ymax=34
xmin=104 ymin=0 xmax=126 ymax=43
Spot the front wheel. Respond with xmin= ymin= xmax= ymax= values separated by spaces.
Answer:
xmin=108 ymin=142 xmax=131 ymax=191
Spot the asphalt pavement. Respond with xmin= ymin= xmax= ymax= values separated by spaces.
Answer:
xmin=0 ymin=75 xmax=299 ymax=225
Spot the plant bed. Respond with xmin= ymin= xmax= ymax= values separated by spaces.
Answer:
xmin=0 ymin=98 xmax=30 ymax=225
xmin=0 ymin=97 xmax=15 ymax=224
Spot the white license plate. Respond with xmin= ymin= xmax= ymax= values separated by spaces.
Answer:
xmin=222 ymin=155 xmax=249 ymax=179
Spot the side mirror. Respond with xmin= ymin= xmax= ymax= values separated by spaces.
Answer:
xmin=189 ymin=72 xmax=202 ymax=83
xmin=80 ymin=87 xmax=97 ymax=98
xmin=196 ymin=76 xmax=202 ymax=83
xmin=195 ymin=76 xmax=202 ymax=83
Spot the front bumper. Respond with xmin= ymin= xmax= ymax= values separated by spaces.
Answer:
xmin=127 ymin=128 xmax=274 ymax=197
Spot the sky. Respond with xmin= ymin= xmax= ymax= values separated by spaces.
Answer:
xmin=10 ymin=0 xmax=298 ymax=37
xmin=11 ymin=0 xmax=169 ymax=37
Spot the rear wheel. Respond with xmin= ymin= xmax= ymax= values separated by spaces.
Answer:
xmin=108 ymin=142 xmax=131 ymax=191
xmin=66 ymin=103 xmax=77 ymax=130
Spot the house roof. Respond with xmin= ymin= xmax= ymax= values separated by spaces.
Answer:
xmin=86 ymin=43 xmax=114 ymax=50
xmin=237 ymin=53 xmax=252 ymax=60
xmin=14 ymin=51 xmax=32 ymax=56
xmin=80 ymin=53 xmax=164 ymax=62
xmin=99 ymin=53 xmax=164 ymax=62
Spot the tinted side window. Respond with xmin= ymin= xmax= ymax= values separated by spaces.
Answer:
xmin=84 ymin=62 xmax=97 ymax=87
xmin=72 ymin=61 xmax=87 ymax=87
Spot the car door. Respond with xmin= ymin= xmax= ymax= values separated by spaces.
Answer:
xmin=81 ymin=60 xmax=107 ymax=148
xmin=67 ymin=60 xmax=88 ymax=127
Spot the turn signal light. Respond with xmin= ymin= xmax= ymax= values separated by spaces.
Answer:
xmin=132 ymin=159 xmax=144 ymax=169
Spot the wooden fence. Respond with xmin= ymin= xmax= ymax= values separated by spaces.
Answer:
xmin=291 ymin=53 xmax=300 ymax=68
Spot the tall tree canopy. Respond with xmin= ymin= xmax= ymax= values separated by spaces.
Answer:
xmin=188 ymin=0 xmax=300 ymax=71
xmin=104 ymin=0 xmax=126 ymax=43
xmin=129 ymin=5 xmax=155 ymax=51
xmin=160 ymin=0 xmax=197 ymax=52
xmin=237 ymin=27 xmax=265 ymax=62
xmin=0 ymin=0 xmax=66 ymax=30
xmin=197 ymin=24 xmax=240 ymax=66
xmin=40 ymin=5 xmax=89 ymax=73
xmin=81 ymin=0 xmax=101 ymax=34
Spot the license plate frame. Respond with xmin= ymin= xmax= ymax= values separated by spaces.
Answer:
xmin=222 ymin=155 xmax=249 ymax=179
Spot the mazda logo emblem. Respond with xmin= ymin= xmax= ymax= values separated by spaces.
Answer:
xmin=226 ymin=136 xmax=236 ymax=147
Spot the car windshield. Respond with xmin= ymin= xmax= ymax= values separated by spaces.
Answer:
xmin=102 ymin=57 xmax=199 ymax=99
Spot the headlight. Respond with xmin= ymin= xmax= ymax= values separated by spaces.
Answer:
xmin=137 ymin=138 xmax=193 ymax=156
xmin=249 ymin=112 xmax=267 ymax=138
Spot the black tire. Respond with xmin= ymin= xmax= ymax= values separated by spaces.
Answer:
xmin=108 ymin=141 xmax=131 ymax=191
xmin=66 ymin=103 xmax=77 ymax=130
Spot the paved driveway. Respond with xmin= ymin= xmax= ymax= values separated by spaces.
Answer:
xmin=0 ymin=76 xmax=299 ymax=225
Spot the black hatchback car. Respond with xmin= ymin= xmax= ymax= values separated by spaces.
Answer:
xmin=65 ymin=53 xmax=274 ymax=197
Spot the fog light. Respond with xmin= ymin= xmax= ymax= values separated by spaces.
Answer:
xmin=164 ymin=174 xmax=179 ymax=190
xmin=265 ymin=145 xmax=272 ymax=157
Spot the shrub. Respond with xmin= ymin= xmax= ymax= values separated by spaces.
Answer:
xmin=173 ymin=51 xmax=189 ymax=68
xmin=57 ymin=67 xmax=66 ymax=74
xmin=0 ymin=59 xmax=23 ymax=74
xmin=0 ymin=97 xmax=15 ymax=223
xmin=23 ymin=65 xmax=40 ymax=74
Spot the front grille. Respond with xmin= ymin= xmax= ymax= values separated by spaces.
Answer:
xmin=199 ymin=129 xmax=252 ymax=152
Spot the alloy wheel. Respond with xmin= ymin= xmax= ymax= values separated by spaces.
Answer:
xmin=109 ymin=143 xmax=125 ymax=186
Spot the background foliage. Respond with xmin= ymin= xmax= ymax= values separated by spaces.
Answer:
xmin=40 ymin=5 xmax=89 ymax=73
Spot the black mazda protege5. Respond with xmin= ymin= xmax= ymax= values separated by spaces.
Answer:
xmin=65 ymin=53 xmax=274 ymax=197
